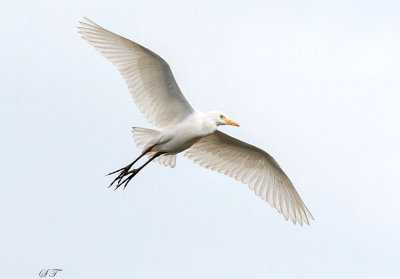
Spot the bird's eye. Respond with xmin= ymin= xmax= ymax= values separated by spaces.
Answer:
xmin=220 ymin=115 xmax=224 ymax=119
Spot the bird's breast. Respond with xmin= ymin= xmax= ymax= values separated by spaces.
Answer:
xmin=155 ymin=120 xmax=211 ymax=154
xmin=156 ymin=134 xmax=201 ymax=154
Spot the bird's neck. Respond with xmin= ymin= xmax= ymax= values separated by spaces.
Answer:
xmin=201 ymin=113 xmax=218 ymax=135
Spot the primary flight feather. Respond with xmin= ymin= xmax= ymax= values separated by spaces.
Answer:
xmin=78 ymin=18 xmax=313 ymax=225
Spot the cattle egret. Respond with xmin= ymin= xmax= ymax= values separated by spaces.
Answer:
xmin=78 ymin=18 xmax=313 ymax=225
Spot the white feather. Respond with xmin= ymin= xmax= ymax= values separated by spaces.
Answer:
xmin=79 ymin=18 xmax=313 ymax=225
xmin=185 ymin=131 xmax=314 ymax=225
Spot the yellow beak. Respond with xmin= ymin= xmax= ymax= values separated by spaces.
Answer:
xmin=224 ymin=118 xmax=240 ymax=127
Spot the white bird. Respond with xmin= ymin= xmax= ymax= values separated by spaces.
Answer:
xmin=78 ymin=18 xmax=313 ymax=225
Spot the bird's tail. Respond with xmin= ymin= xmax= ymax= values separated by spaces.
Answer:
xmin=132 ymin=127 xmax=176 ymax=168
xmin=132 ymin=127 xmax=160 ymax=150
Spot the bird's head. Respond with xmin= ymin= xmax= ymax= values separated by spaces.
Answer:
xmin=207 ymin=111 xmax=240 ymax=127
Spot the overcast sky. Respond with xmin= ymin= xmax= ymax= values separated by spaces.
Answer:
xmin=1 ymin=0 xmax=400 ymax=278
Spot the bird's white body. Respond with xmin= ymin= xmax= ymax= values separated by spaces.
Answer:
xmin=151 ymin=110 xmax=219 ymax=154
xmin=78 ymin=18 xmax=314 ymax=225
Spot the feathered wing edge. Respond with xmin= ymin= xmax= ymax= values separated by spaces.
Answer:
xmin=184 ymin=131 xmax=313 ymax=225
xmin=78 ymin=17 xmax=194 ymax=129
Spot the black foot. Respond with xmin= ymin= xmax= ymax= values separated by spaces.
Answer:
xmin=117 ymin=169 xmax=140 ymax=190
xmin=108 ymin=166 xmax=140 ymax=190
xmin=107 ymin=151 xmax=163 ymax=190
xmin=107 ymin=162 xmax=133 ymax=176
xmin=108 ymin=163 xmax=133 ymax=189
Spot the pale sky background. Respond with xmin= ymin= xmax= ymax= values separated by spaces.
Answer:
xmin=1 ymin=0 xmax=400 ymax=278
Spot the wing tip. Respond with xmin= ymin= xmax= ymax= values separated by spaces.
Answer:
xmin=77 ymin=17 xmax=102 ymax=32
xmin=250 ymin=184 xmax=313 ymax=226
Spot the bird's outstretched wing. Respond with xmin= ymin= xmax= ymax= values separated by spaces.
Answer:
xmin=78 ymin=18 xmax=194 ymax=129
xmin=184 ymin=131 xmax=313 ymax=225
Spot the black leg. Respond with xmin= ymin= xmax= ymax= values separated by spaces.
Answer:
xmin=107 ymin=145 xmax=155 ymax=188
xmin=107 ymin=153 xmax=143 ymax=176
xmin=111 ymin=152 xmax=164 ymax=190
